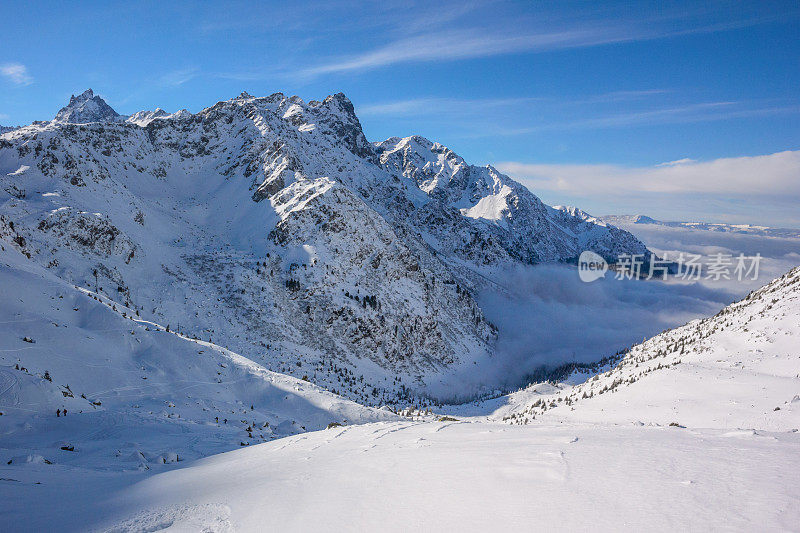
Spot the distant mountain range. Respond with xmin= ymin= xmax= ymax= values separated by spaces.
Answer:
xmin=602 ymin=214 xmax=800 ymax=239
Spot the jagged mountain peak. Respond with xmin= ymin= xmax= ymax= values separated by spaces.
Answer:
xmin=320 ymin=92 xmax=356 ymax=114
xmin=375 ymin=135 xmax=466 ymax=181
xmin=68 ymin=88 xmax=96 ymax=104
xmin=374 ymin=134 xmax=647 ymax=262
xmin=377 ymin=134 xmax=449 ymax=152
xmin=553 ymin=205 xmax=605 ymax=225
xmin=54 ymin=88 xmax=120 ymax=124
xmin=377 ymin=134 xmax=500 ymax=202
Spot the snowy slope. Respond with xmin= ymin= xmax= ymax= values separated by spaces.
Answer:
xmin=494 ymin=265 xmax=800 ymax=430
xmin=0 ymin=90 xmax=649 ymax=396
xmin=0 ymin=240 xmax=396 ymax=474
xmin=6 ymin=417 xmax=799 ymax=531
xmin=2 ymin=89 xmax=798 ymax=533
xmin=98 ymin=421 xmax=799 ymax=532
xmin=2 ymin=239 xmax=798 ymax=531
xmin=81 ymin=265 xmax=799 ymax=532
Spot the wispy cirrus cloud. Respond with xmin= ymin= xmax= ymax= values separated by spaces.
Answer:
xmin=460 ymin=101 xmax=800 ymax=138
xmin=295 ymin=3 xmax=798 ymax=80
xmin=359 ymin=92 xmax=800 ymax=138
xmin=359 ymin=90 xmax=670 ymax=117
xmin=299 ymin=27 xmax=632 ymax=77
xmin=0 ymin=63 xmax=32 ymax=86
xmin=202 ymin=1 xmax=798 ymax=86
xmin=549 ymin=102 xmax=800 ymax=132
xmin=357 ymin=96 xmax=542 ymax=117
xmin=158 ymin=67 xmax=199 ymax=87
xmin=490 ymin=101 xmax=740 ymax=136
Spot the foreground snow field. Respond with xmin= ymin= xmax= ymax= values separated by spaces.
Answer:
xmin=1 ymin=242 xmax=799 ymax=531
xmin=4 ymin=421 xmax=799 ymax=531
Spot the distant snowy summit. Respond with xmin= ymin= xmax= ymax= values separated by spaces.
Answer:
xmin=602 ymin=214 xmax=800 ymax=239
xmin=126 ymin=107 xmax=192 ymax=127
xmin=1 ymin=88 xmax=651 ymax=385
xmin=53 ymin=89 xmax=122 ymax=124
xmin=50 ymin=88 xmax=193 ymax=127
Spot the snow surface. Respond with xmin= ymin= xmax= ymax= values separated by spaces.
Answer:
xmin=3 ymin=257 xmax=799 ymax=531
xmin=478 ymin=266 xmax=800 ymax=432
xmin=0 ymin=241 xmax=395 ymax=470
xmin=7 ymin=421 xmax=798 ymax=532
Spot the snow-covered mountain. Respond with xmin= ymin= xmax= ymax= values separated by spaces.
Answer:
xmin=2 ymin=84 xmax=797 ymax=525
xmin=378 ymin=138 xmax=649 ymax=264
xmin=126 ymin=108 xmax=192 ymax=127
xmin=52 ymin=89 xmax=122 ymax=124
xmin=0 ymin=89 xmax=650 ymax=397
xmin=0 ymin=241 xmax=395 ymax=470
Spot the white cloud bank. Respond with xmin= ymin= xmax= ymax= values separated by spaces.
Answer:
xmin=495 ymin=150 xmax=800 ymax=227
xmin=497 ymin=150 xmax=800 ymax=197
xmin=0 ymin=63 xmax=32 ymax=86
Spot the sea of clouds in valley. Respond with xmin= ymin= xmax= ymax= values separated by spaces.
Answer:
xmin=437 ymin=224 xmax=800 ymax=397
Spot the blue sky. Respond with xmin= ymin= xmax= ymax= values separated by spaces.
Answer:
xmin=1 ymin=0 xmax=798 ymax=225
